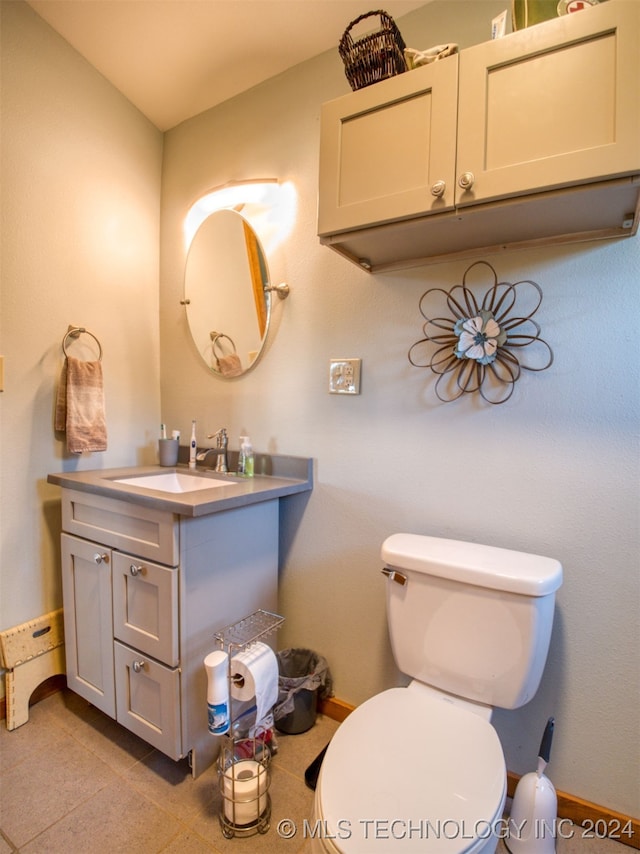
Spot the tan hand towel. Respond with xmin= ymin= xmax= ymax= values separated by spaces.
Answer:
xmin=55 ymin=356 xmax=107 ymax=454
xmin=217 ymin=353 xmax=243 ymax=377
xmin=54 ymin=360 xmax=68 ymax=433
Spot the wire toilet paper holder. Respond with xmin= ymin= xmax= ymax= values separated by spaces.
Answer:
xmin=213 ymin=609 xmax=284 ymax=838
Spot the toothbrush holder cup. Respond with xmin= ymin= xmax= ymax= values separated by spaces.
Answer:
xmin=158 ymin=438 xmax=180 ymax=467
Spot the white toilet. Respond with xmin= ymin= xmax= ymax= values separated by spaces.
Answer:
xmin=311 ymin=533 xmax=563 ymax=854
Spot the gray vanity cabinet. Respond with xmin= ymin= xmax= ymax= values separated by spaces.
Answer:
xmin=59 ymin=487 xmax=279 ymax=776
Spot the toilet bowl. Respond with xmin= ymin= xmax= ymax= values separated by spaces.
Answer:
xmin=310 ymin=533 xmax=562 ymax=854
xmin=311 ymin=686 xmax=507 ymax=854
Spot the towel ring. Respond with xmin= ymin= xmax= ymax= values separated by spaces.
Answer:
xmin=210 ymin=331 xmax=236 ymax=358
xmin=62 ymin=326 xmax=103 ymax=361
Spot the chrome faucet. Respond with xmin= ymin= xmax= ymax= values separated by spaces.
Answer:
xmin=195 ymin=448 xmax=217 ymax=466
xmin=206 ymin=428 xmax=229 ymax=472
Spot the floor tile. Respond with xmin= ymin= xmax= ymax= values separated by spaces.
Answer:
xmin=0 ymin=689 xmax=632 ymax=854
xmin=0 ymin=699 xmax=68 ymax=773
xmin=123 ymin=748 xmax=218 ymax=823
xmin=272 ymin=716 xmax=338 ymax=782
xmin=19 ymin=777 xmax=182 ymax=854
xmin=0 ymin=728 xmax=117 ymax=848
xmin=158 ymin=828 xmax=221 ymax=853
xmin=38 ymin=689 xmax=155 ymax=773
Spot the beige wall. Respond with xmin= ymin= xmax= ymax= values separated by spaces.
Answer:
xmin=0 ymin=3 xmax=162 ymax=634
xmin=1 ymin=0 xmax=638 ymax=821
xmin=160 ymin=1 xmax=639 ymax=817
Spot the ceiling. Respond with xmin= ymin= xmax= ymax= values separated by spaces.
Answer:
xmin=26 ymin=0 xmax=429 ymax=131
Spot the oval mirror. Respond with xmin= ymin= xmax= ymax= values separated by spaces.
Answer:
xmin=184 ymin=209 xmax=273 ymax=377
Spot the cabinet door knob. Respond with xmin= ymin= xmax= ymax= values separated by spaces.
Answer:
xmin=431 ymin=180 xmax=446 ymax=197
xmin=93 ymin=552 xmax=109 ymax=565
xmin=129 ymin=564 xmax=145 ymax=576
xmin=458 ymin=171 xmax=475 ymax=190
xmin=132 ymin=660 xmax=146 ymax=673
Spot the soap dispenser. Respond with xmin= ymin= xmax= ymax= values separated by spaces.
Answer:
xmin=237 ymin=436 xmax=254 ymax=477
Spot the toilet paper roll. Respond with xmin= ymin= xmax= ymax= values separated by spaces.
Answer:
xmin=222 ymin=759 xmax=268 ymax=826
xmin=230 ymin=642 xmax=278 ymax=726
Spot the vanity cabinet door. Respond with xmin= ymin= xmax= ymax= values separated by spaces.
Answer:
xmin=114 ymin=640 xmax=181 ymax=759
xmin=61 ymin=534 xmax=115 ymax=717
xmin=112 ymin=552 xmax=179 ymax=666
xmin=318 ymin=55 xmax=459 ymax=236
xmin=456 ymin=2 xmax=640 ymax=207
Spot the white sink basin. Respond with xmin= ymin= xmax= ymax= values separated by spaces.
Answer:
xmin=114 ymin=472 xmax=233 ymax=494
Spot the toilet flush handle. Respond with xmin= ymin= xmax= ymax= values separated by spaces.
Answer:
xmin=381 ymin=566 xmax=407 ymax=586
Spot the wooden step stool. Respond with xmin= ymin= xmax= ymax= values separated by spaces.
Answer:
xmin=0 ymin=609 xmax=65 ymax=730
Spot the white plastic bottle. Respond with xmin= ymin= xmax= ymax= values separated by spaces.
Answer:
xmin=238 ymin=436 xmax=254 ymax=477
xmin=203 ymin=650 xmax=229 ymax=735
xmin=189 ymin=419 xmax=197 ymax=469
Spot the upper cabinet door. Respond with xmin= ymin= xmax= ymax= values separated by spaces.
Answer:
xmin=318 ymin=56 xmax=459 ymax=236
xmin=456 ymin=2 xmax=640 ymax=208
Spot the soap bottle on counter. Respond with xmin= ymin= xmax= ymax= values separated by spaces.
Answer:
xmin=237 ymin=436 xmax=254 ymax=477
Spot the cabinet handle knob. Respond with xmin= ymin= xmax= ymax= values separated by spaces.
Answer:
xmin=93 ymin=553 xmax=109 ymax=565
xmin=431 ymin=180 xmax=446 ymax=197
xmin=132 ymin=660 xmax=146 ymax=673
xmin=458 ymin=171 xmax=475 ymax=190
xmin=129 ymin=564 xmax=145 ymax=576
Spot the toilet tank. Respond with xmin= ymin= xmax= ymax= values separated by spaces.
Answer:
xmin=381 ymin=534 xmax=563 ymax=709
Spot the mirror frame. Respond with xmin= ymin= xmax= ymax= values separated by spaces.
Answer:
xmin=182 ymin=180 xmax=293 ymax=379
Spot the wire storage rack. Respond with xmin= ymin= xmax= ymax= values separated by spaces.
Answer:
xmin=214 ymin=609 xmax=284 ymax=838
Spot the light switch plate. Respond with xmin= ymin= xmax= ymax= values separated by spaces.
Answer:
xmin=329 ymin=358 xmax=361 ymax=394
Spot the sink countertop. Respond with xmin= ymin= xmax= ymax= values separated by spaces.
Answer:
xmin=47 ymin=455 xmax=313 ymax=518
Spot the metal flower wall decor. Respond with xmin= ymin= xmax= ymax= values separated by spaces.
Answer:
xmin=409 ymin=261 xmax=553 ymax=404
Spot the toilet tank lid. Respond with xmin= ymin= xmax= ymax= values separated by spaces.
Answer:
xmin=381 ymin=533 xmax=563 ymax=596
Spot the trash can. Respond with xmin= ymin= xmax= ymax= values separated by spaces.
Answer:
xmin=274 ymin=649 xmax=331 ymax=734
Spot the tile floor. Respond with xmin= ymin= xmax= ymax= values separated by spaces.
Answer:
xmin=0 ymin=690 xmax=631 ymax=853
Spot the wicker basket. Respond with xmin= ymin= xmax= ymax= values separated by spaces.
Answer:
xmin=339 ymin=10 xmax=407 ymax=91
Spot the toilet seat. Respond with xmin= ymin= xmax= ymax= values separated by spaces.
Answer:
xmin=313 ymin=687 xmax=506 ymax=853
